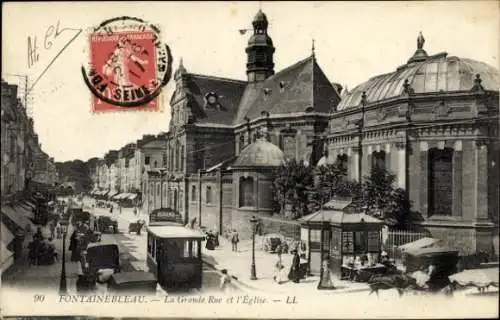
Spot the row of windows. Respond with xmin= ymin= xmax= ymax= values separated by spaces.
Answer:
xmin=147 ymin=236 xmax=200 ymax=260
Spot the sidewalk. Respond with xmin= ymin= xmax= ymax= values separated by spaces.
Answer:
xmin=2 ymin=223 xmax=80 ymax=292
xmin=202 ymin=236 xmax=370 ymax=295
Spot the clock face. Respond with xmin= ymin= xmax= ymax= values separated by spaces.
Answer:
xmin=207 ymin=94 xmax=217 ymax=104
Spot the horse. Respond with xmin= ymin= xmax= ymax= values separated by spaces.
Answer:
xmin=368 ymin=273 xmax=417 ymax=297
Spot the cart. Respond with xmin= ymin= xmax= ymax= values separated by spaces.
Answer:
xmin=128 ymin=219 xmax=146 ymax=235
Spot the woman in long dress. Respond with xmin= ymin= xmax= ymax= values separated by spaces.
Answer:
xmin=69 ymin=230 xmax=80 ymax=262
xmin=288 ymin=250 xmax=301 ymax=283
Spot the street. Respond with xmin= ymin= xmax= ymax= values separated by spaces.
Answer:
xmin=1 ymin=201 xmax=239 ymax=295
xmin=86 ymin=203 xmax=240 ymax=294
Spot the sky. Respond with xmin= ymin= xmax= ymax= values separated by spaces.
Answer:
xmin=2 ymin=1 xmax=499 ymax=162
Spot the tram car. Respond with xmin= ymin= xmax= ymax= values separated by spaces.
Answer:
xmin=146 ymin=208 xmax=204 ymax=291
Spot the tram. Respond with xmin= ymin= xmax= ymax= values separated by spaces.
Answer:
xmin=146 ymin=208 xmax=204 ymax=291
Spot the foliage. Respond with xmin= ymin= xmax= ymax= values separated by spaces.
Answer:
xmin=308 ymin=163 xmax=349 ymax=212
xmin=351 ymin=167 xmax=411 ymax=228
xmin=272 ymin=158 xmax=314 ymax=219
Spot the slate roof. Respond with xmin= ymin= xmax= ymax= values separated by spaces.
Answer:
xmin=234 ymin=55 xmax=341 ymax=124
xmin=184 ymin=74 xmax=247 ymax=126
xmin=177 ymin=55 xmax=340 ymax=127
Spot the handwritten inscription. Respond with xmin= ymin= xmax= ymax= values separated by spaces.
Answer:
xmin=26 ymin=20 xmax=82 ymax=92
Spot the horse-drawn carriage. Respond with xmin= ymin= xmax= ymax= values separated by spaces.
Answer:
xmin=366 ymin=246 xmax=460 ymax=297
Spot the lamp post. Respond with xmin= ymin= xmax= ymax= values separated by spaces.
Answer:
xmin=59 ymin=222 xmax=68 ymax=294
xmin=249 ymin=215 xmax=258 ymax=280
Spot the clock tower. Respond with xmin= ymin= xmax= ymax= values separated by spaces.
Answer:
xmin=246 ymin=10 xmax=275 ymax=83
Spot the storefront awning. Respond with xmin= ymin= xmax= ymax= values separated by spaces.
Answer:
xmin=1 ymin=242 xmax=14 ymax=271
xmin=13 ymin=204 xmax=34 ymax=220
xmin=1 ymin=222 xmax=15 ymax=245
xmin=108 ymin=192 xmax=119 ymax=198
xmin=128 ymin=193 xmax=138 ymax=200
xmin=1 ymin=206 xmax=33 ymax=230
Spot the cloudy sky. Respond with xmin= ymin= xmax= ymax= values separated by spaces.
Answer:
xmin=2 ymin=1 xmax=498 ymax=162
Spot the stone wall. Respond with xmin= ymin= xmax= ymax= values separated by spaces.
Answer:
xmin=426 ymin=225 xmax=476 ymax=255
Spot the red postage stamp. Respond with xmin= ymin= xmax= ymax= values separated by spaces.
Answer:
xmin=82 ymin=17 xmax=172 ymax=113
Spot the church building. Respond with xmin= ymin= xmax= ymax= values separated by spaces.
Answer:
xmin=145 ymin=10 xmax=499 ymax=255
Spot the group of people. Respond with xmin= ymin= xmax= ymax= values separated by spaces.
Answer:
xmin=27 ymin=226 xmax=58 ymax=266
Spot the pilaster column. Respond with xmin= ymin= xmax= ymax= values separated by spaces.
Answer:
xmin=452 ymin=141 xmax=463 ymax=218
xmin=474 ymin=140 xmax=489 ymax=221
xmin=349 ymin=147 xmax=360 ymax=182
xmin=362 ymin=145 xmax=371 ymax=179
xmin=395 ymin=142 xmax=406 ymax=189
xmin=419 ymin=141 xmax=429 ymax=216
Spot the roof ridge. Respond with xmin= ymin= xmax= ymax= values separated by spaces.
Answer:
xmin=267 ymin=55 xmax=314 ymax=80
xmin=186 ymin=73 xmax=247 ymax=84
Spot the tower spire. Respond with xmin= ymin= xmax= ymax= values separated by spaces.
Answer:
xmin=312 ymin=38 xmax=315 ymax=58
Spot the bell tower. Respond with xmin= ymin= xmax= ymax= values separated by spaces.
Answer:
xmin=246 ymin=10 xmax=275 ymax=82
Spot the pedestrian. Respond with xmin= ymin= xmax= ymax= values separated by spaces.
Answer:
xmin=276 ymin=242 xmax=283 ymax=265
xmin=219 ymin=269 xmax=232 ymax=293
xmin=288 ymin=249 xmax=301 ymax=283
xmin=273 ymin=258 xmax=286 ymax=284
xmin=317 ymin=256 xmax=335 ymax=290
xmin=133 ymin=207 xmax=137 ymax=216
xmin=231 ymin=230 xmax=239 ymax=252
xmin=119 ymin=205 xmax=122 ymax=215
xmin=69 ymin=230 xmax=80 ymax=262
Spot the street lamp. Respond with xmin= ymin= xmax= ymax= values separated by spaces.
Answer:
xmin=249 ymin=215 xmax=258 ymax=280
xmin=59 ymin=221 xmax=69 ymax=294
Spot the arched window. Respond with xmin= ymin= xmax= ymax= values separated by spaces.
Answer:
xmin=239 ymin=135 xmax=245 ymax=152
xmin=239 ymin=177 xmax=255 ymax=207
xmin=371 ymin=151 xmax=386 ymax=171
xmin=206 ymin=186 xmax=213 ymax=204
xmin=428 ymin=148 xmax=453 ymax=216
xmin=191 ymin=185 xmax=197 ymax=202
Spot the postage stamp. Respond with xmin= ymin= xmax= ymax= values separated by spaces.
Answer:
xmin=81 ymin=16 xmax=172 ymax=113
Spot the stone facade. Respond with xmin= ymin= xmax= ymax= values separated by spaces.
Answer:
xmin=1 ymin=79 xmax=55 ymax=200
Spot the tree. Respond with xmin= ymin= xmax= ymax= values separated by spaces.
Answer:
xmin=349 ymin=167 xmax=410 ymax=228
xmin=272 ymin=159 xmax=314 ymax=219
xmin=309 ymin=163 xmax=348 ymax=212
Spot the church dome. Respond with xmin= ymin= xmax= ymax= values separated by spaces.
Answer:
xmin=233 ymin=138 xmax=284 ymax=168
xmin=337 ymin=35 xmax=499 ymax=110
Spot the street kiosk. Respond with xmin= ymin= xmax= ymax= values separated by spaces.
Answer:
xmin=146 ymin=208 xmax=204 ymax=291
xmin=299 ymin=198 xmax=384 ymax=279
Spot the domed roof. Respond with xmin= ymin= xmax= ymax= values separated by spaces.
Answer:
xmin=233 ymin=138 xmax=284 ymax=168
xmin=338 ymin=41 xmax=499 ymax=110
xmin=253 ymin=9 xmax=269 ymax=29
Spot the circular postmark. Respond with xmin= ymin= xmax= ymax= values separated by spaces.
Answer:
xmin=81 ymin=16 xmax=172 ymax=109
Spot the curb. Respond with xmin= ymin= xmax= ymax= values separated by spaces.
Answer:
xmin=202 ymin=259 xmax=257 ymax=292
xmin=202 ymin=257 xmax=372 ymax=295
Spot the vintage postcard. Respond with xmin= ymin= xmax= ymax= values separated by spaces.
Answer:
xmin=1 ymin=1 xmax=499 ymax=318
